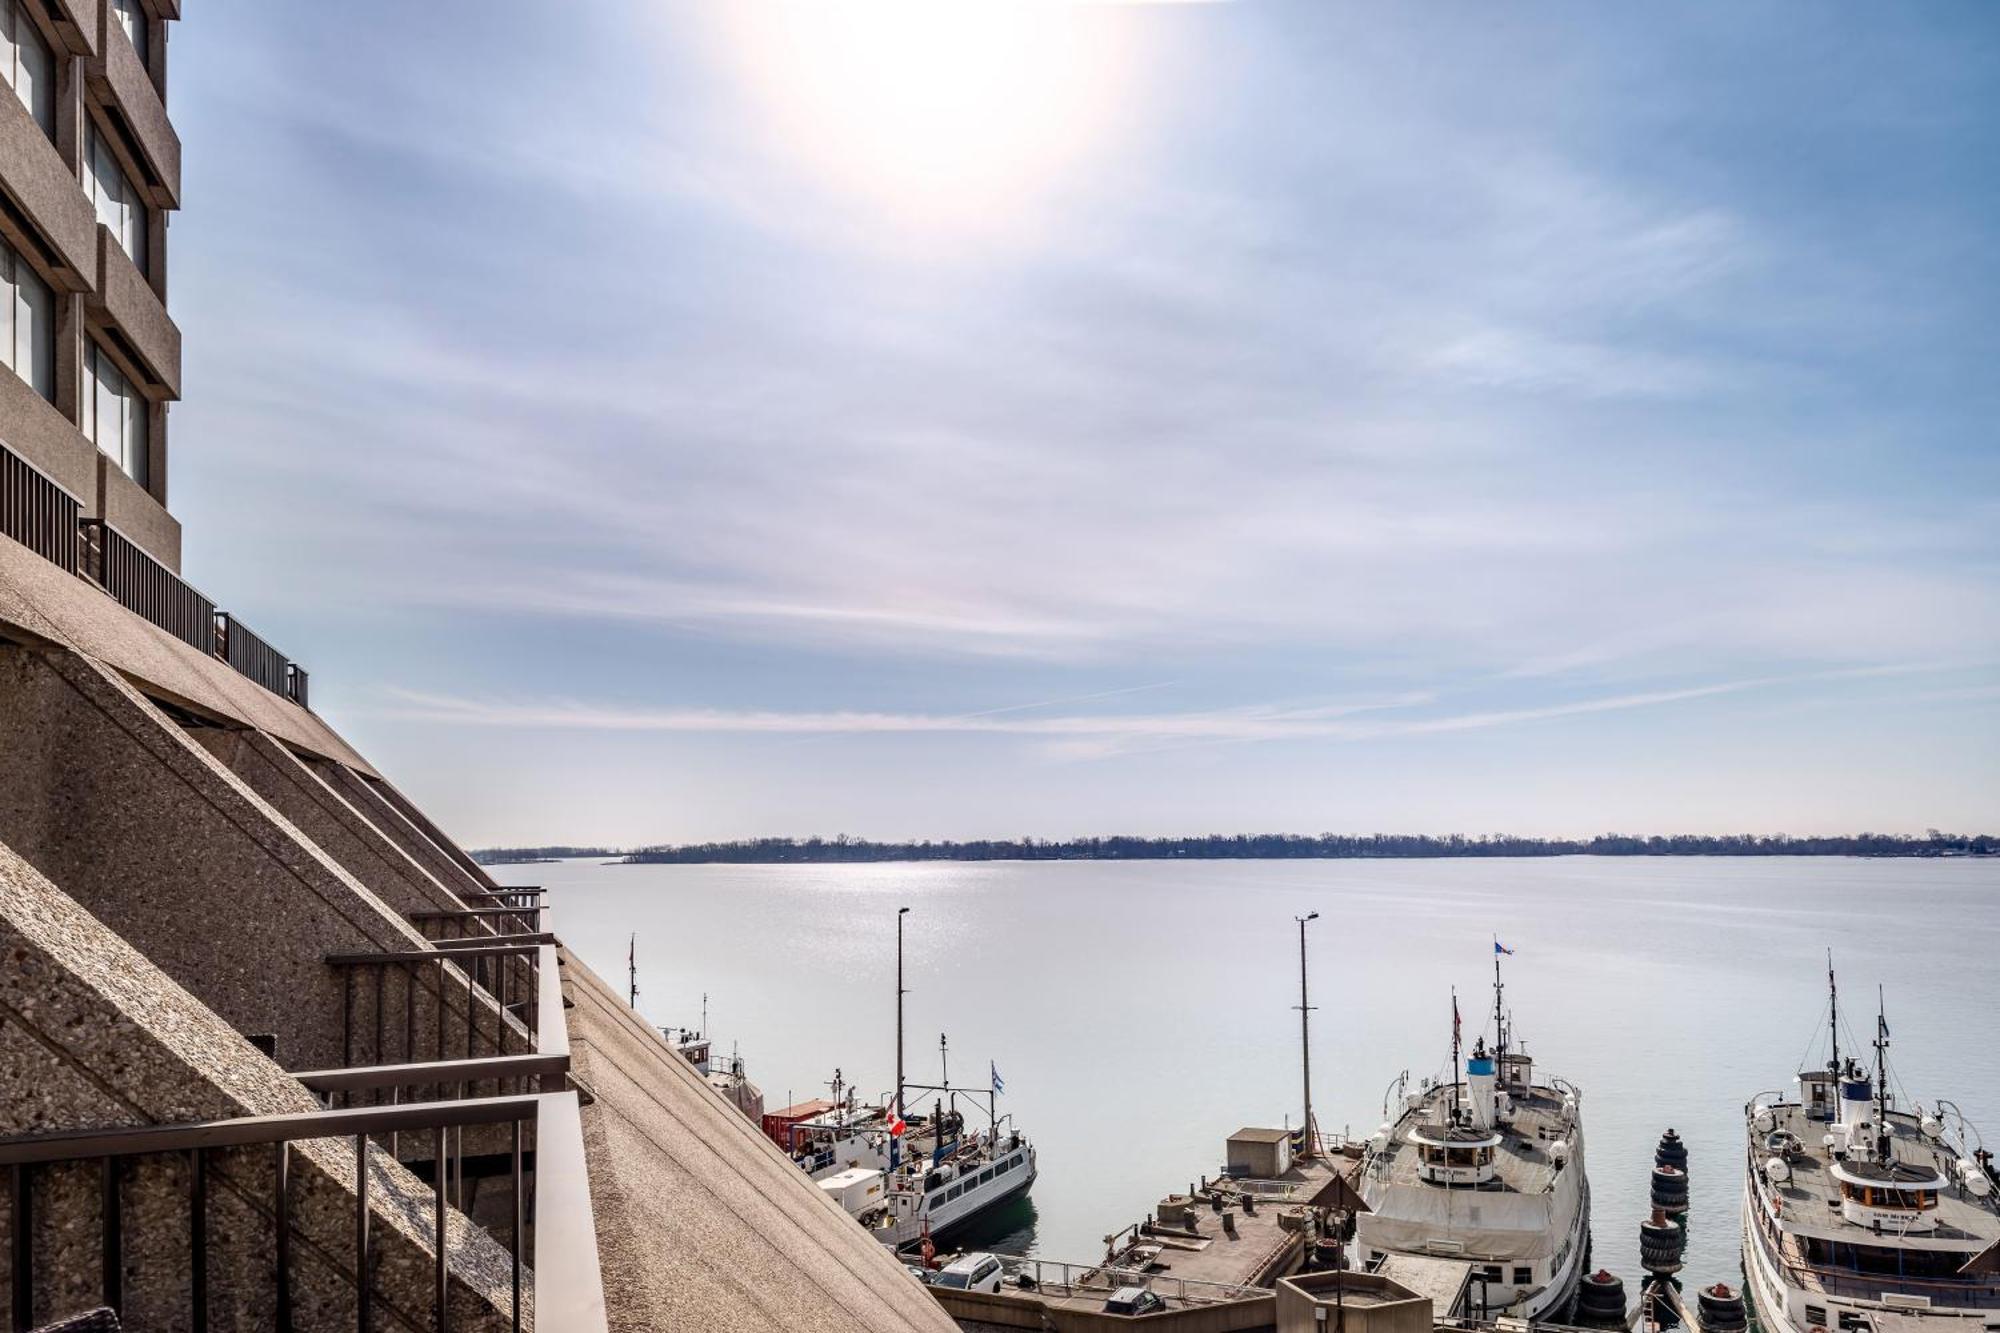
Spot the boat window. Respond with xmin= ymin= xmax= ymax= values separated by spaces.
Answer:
xmin=1837 ymin=1313 xmax=1870 ymax=1333
xmin=1513 ymin=1267 xmax=1533 ymax=1285
xmin=995 ymin=1158 xmax=1011 ymax=1175
xmin=1804 ymin=1308 xmax=1825 ymax=1328
xmin=946 ymin=1184 xmax=963 ymax=1200
xmin=979 ymin=1168 xmax=995 ymax=1185
xmin=1482 ymin=1265 xmax=1503 ymax=1283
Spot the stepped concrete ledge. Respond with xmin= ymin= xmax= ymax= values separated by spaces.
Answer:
xmin=191 ymin=728 xmax=476 ymax=922
xmin=0 ymin=841 xmax=525 ymax=1331
xmin=559 ymin=951 xmax=958 ymax=1333
xmin=0 ymin=528 xmax=373 ymax=772
xmin=0 ymin=642 xmax=526 ymax=1071
xmin=310 ymin=759 xmax=502 ymax=906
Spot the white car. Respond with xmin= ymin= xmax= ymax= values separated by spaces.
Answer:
xmin=932 ymin=1252 xmax=1004 ymax=1294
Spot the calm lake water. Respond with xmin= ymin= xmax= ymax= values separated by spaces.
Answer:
xmin=491 ymin=856 xmax=2000 ymax=1293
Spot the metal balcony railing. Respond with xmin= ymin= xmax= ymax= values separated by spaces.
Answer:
xmin=0 ymin=440 xmax=80 ymax=574
xmin=0 ymin=911 xmax=605 ymax=1331
xmin=214 ymin=610 xmax=290 ymax=696
xmin=82 ymin=519 xmax=216 ymax=653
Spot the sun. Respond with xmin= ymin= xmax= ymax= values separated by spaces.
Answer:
xmin=713 ymin=1 xmax=1137 ymax=230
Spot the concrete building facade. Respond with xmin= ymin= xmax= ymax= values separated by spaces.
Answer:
xmin=0 ymin=8 xmax=962 ymax=1332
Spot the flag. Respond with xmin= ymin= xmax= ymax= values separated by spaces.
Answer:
xmin=888 ymin=1115 xmax=906 ymax=1137
xmin=991 ymin=1061 xmax=1005 ymax=1094
xmin=1452 ymin=994 xmax=1461 ymax=1046
xmin=1495 ymin=941 xmax=1515 ymax=956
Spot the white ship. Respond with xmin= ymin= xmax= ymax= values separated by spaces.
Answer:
xmin=816 ymin=910 xmax=1037 ymax=1249
xmin=1741 ymin=966 xmax=2000 ymax=1333
xmin=1353 ymin=947 xmax=1592 ymax=1321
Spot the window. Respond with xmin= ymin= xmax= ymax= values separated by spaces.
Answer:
xmin=978 ymin=1168 xmax=994 ymax=1185
xmin=83 ymin=341 xmax=149 ymax=487
xmin=1805 ymin=1307 xmax=1827 ymax=1328
xmin=1513 ymin=1267 xmax=1533 ymax=1285
xmin=1482 ymin=1265 xmax=1503 ymax=1283
xmin=945 ymin=1184 xmax=962 ymax=1201
xmin=110 ymin=0 xmax=147 ymax=67
xmin=0 ymin=239 xmax=52 ymax=401
xmin=87 ymin=127 xmax=149 ymax=275
xmin=0 ymin=0 xmax=52 ymax=136
xmin=995 ymin=1158 xmax=1011 ymax=1175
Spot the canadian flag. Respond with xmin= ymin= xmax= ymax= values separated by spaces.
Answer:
xmin=888 ymin=1115 xmax=907 ymax=1137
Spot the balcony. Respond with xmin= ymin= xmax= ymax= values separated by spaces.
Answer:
xmin=91 ymin=224 xmax=180 ymax=398
xmin=2 ymin=440 xmax=81 ymax=573
xmin=83 ymin=517 xmax=210 ymax=651
xmin=86 ymin=3 xmax=180 ymax=208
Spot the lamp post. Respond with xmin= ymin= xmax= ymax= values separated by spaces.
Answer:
xmin=896 ymin=907 xmax=910 ymax=1121
xmin=1297 ymin=912 xmax=1320 ymax=1158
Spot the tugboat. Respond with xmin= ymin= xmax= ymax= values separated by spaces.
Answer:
xmin=1741 ymin=963 xmax=2000 ymax=1333
xmin=1352 ymin=944 xmax=1592 ymax=1320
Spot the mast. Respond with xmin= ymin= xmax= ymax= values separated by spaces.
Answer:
xmin=1450 ymin=987 xmax=1462 ymax=1121
xmin=1297 ymin=912 xmax=1319 ymax=1157
xmin=1874 ymin=987 xmax=1891 ymax=1160
xmin=627 ymin=933 xmax=638 ymax=1009
xmin=1827 ymin=951 xmax=1840 ymax=1078
xmin=896 ymin=907 xmax=910 ymax=1120
xmin=1492 ymin=938 xmax=1506 ymax=1065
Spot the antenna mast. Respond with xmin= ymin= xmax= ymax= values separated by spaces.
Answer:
xmin=1450 ymin=988 xmax=1462 ymax=1121
xmin=895 ymin=907 xmax=910 ymax=1120
xmin=627 ymin=933 xmax=638 ymax=1010
xmin=1493 ymin=938 xmax=1506 ymax=1065
xmin=1827 ymin=951 xmax=1840 ymax=1077
xmin=1874 ymin=987 xmax=1891 ymax=1160
xmin=1297 ymin=912 xmax=1320 ymax=1157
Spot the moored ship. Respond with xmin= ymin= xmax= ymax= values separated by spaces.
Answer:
xmin=1741 ymin=966 xmax=2000 ymax=1333
xmin=1353 ymin=945 xmax=1592 ymax=1320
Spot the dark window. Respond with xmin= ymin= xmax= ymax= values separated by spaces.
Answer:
xmin=1483 ymin=1265 xmax=1503 ymax=1282
xmin=1805 ymin=1307 xmax=1826 ymax=1327
xmin=979 ymin=1168 xmax=995 ymax=1184
xmin=1513 ymin=1267 xmax=1533 ymax=1285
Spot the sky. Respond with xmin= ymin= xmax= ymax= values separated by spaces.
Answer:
xmin=161 ymin=2 xmax=2000 ymax=847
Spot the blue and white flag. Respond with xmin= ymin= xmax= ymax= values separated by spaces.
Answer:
xmin=991 ymin=1061 xmax=1005 ymax=1094
xmin=1494 ymin=941 xmax=1515 ymax=956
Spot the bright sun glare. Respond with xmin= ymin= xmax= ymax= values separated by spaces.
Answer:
xmin=717 ymin=1 xmax=1136 ymax=229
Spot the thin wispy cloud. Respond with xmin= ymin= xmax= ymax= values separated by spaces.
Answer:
xmin=163 ymin=2 xmax=2000 ymax=840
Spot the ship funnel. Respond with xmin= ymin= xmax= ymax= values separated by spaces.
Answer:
xmin=1467 ymin=1050 xmax=1497 ymax=1129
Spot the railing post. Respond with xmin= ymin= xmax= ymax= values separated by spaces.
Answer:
xmin=12 ymin=1161 xmax=33 ymax=1332
xmin=435 ymin=1123 xmax=449 ymax=1332
xmin=190 ymin=1147 xmax=208 ymax=1329
xmin=101 ymin=1156 xmax=122 ymax=1315
xmin=355 ymin=1134 xmax=371 ymax=1333
xmin=275 ymin=1141 xmax=293 ymax=1333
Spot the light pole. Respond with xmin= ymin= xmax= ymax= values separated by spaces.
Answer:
xmin=896 ymin=907 xmax=910 ymax=1121
xmin=1296 ymin=912 xmax=1319 ymax=1158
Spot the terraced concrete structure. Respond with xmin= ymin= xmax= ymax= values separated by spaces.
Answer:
xmin=0 ymin=6 xmax=961 ymax=1331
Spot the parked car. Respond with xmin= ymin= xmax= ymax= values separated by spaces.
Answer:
xmin=933 ymin=1252 xmax=1005 ymax=1294
xmin=1104 ymin=1286 xmax=1166 ymax=1316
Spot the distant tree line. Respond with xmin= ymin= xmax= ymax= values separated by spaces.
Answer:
xmin=470 ymin=846 xmax=615 ymax=865
xmin=596 ymin=830 xmax=1998 ymax=865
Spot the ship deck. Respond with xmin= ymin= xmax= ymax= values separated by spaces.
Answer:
xmin=1759 ymin=1104 xmax=2000 ymax=1253
xmin=1372 ymin=1084 xmax=1576 ymax=1197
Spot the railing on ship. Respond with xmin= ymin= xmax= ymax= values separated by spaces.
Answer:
xmin=0 ymin=442 xmax=80 ymax=574
xmin=1748 ymin=1179 xmax=2000 ymax=1309
xmin=0 ymin=900 xmax=606 ymax=1332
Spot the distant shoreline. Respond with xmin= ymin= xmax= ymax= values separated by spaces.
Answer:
xmin=472 ymin=832 xmax=1998 ymax=867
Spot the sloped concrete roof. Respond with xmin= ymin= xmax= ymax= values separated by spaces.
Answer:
xmin=0 ymin=533 xmax=374 ymax=772
xmin=561 ymin=951 xmax=958 ymax=1333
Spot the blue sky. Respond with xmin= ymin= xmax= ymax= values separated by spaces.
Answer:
xmin=163 ymin=3 xmax=1998 ymax=845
